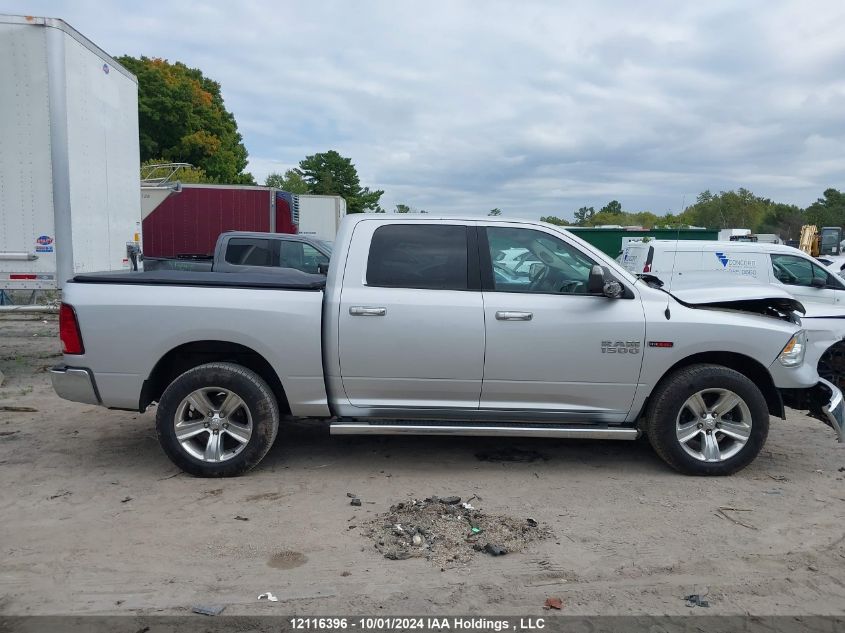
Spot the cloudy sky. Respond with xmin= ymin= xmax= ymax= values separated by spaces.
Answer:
xmin=4 ymin=1 xmax=845 ymax=219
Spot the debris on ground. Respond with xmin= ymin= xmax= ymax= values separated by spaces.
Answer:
xmin=234 ymin=515 xmax=249 ymax=521
xmin=350 ymin=497 xmax=362 ymax=506
xmin=475 ymin=448 xmax=547 ymax=463
xmin=346 ymin=492 xmax=357 ymax=498
xmin=0 ymin=369 xmax=4 ymax=386
xmin=363 ymin=496 xmax=551 ymax=567
xmin=0 ymin=405 xmax=38 ymax=412
xmin=768 ymin=474 xmax=789 ymax=482
xmin=544 ymin=597 xmax=563 ymax=610
xmin=478 ymin=543 xmax=507 ymax=556
xmin=191 ymin=604 xmax=225 ymax=616
xmin=684 ymin=594 xmax=710 ymax=608
xmin=341 ymin=571 xmax=351 ymax=577
xmin=48 ymin=490 xmax=71 ymax=500
xmin=258 ymin=592 xmax=278 ymax=602
xmin=121 ymin=496 xmax=132 ymax=503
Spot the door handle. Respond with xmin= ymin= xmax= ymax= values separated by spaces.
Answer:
xmin=349 ymin=306 xmax=387 ymax=316
xmin=495 ymin=311 xmax=533 ymax=321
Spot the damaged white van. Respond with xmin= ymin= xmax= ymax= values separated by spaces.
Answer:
xmin=619 ymin=240 xmax=845 ymax=308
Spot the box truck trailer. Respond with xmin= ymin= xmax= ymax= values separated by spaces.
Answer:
xmin=0 ymin=15 xmax=142 ymax=291
xmin=141 ymin=185 xmax=345 ymax=258
xmin=294 ymin=194 xmax=347 ymax=241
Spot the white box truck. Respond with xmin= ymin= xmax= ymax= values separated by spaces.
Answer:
xmin=294 ymin=194 xmax=347 ymax=241
xmin=0 ymin=15 xmax=141 ymax=291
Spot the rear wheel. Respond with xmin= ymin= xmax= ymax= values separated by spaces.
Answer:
xmin=155 ymin=362 xmax=279 ymax=477
xmin=644 ymin=364 xmax=769 ymax=475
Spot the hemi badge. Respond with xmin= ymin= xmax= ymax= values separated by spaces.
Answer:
xmin=648 ymin=341 xmax=674 ymax=348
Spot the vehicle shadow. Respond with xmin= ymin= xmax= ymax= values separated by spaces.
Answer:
xmin=257 ymin=416 xmax=669 ymax=477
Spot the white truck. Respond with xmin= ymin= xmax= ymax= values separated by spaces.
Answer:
xmin=50 ymin=216 xmax=844 ymax=478
xmin=295 ymin=194 xmax=347 ymax=241
xmin=0 ymin=15 xmax=141 ymax=292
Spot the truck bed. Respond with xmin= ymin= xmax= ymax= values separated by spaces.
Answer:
xmin=72 ymin=269 xmax=326 ymax=290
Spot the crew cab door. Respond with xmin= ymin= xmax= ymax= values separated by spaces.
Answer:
xmin=479 ymin=225 xmax=645 ymax=422
xmin=770 ymin=253 xmax=840 ymax=305
xmin=337 ymin=221 xmax=485 ymax=410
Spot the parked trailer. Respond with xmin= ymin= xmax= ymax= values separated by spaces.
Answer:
xmin=142 ymin=184 xmax=297 ymax=258
xmin=0 ymin=15 xmax=141 ymax=290
xmin=141 ymin=184 xmax=344 ymax=258
xmin=294 ymin=194 xmax=347 ymax=241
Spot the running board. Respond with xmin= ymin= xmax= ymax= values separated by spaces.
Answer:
xmin=329 ymin=422 xmax=639 ymax=440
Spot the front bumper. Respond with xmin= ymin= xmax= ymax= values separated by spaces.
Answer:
xmin=788 ymin=378 xmax=845 ymax=443
xmin=50 ymin=365 xmax=101 ymax=406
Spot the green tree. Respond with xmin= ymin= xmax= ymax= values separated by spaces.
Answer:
xmin=265 ymin=169 xmax=309 ymax=193
xmin=118 ymin=56 xmax=254 ymax=184
xmin=600 ymin=200 xmax=623 ymax=215
xmin=395 ymin=203 xmax=411 ymax=213
xmin=540 ymin=215 xmax=570 ymax=226
xmin=488 ymin=208 xmax=502 ymax=216
xmin=296 ymin=150 xmax=384 ymax=213
xmin=573 ymin=206 xmax=595 ymax=226
xmin=805 ymin=188 xmax=845 ymax=228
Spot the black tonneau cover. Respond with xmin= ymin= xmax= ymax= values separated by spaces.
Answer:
xmin=71 ymin=269 xmax=326 ymax=290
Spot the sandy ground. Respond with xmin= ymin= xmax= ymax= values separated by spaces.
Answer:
xmin=0 ymin=313 xmax=843 ymax=617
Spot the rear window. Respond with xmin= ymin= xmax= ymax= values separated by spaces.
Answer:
xmin=366 ymin=224 xmax=468 ymax=290
xmin=225 ymin=238 xmax=274 ymax=266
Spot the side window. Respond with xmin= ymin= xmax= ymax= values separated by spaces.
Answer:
xmin=225 ymin=238 xmax=273 ymax=267
xmin=486 ymin=226 xmax=597 ymax=294
xmin=771 ymin=254 xmax=829 ymax=287
xmin=300 ymin=244 xmax=328 ymax=274
xmin=278 ymin=241 xmax=329 ymax=274
xmin=366 ymin=224 xmax=468 ymax=290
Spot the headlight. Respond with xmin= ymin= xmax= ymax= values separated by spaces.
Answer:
xmin=778 ymin=330 xmax=806 ymax=367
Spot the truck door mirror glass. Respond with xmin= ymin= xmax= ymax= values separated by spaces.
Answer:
xmin=588 ymin=265 xmax=605 ymax=294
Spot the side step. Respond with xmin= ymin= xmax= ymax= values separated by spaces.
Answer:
xmin=330 ymin=422 xmax=639 ymax=440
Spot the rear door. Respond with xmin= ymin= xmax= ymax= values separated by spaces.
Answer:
xmin=479 ymin=225 xmax=645 ymax=421
xmin=337 ymin=221 xmax=485 ymax=410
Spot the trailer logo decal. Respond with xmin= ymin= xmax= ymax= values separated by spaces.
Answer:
xmin=715 ymin=252 xmax=729 ymax=267
xmin=35 ymin=235 xmax=54 ymax=253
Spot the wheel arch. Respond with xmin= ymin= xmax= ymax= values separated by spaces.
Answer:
xmin=639 ymin=351 xmax=783 ymax=420
xmin=140 ymin=340 xmax=290 ymax=415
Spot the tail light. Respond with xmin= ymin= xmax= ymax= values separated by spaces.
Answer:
xmin=59 ymin=303 xmax=85 ymax=355
xmin=643 ymin=263 xmax=651 ymax=273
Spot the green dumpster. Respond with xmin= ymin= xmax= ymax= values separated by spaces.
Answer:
xmin=565 ymin=227 xmax=718 ymax=257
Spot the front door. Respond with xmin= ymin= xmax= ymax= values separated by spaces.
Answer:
xmin=479 ymin=225 xmax=645 ymax=422
xmin=770 ymin=253 xmax=839 ymax=305
xmin=337 ymin=222 xmax=485 ymax=410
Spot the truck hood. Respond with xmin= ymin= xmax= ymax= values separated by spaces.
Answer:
xmin=649 ymin=272 xmax=805 ymax=316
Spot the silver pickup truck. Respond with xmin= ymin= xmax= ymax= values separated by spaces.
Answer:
xmin=51 ymin=216 xmax=844 ymax=477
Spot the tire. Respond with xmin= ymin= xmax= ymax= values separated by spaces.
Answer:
xmin=155 ymin=362 xmax=279 ymax=477
xmin=643 ymin=364 xmax=769 ymax=476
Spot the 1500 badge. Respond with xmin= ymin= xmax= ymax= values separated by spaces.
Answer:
xmin=601 ymin=341 xmax=641 ymax=354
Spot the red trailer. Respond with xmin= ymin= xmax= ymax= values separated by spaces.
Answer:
xmin=142 ymin=184 xmax=297 ymax=258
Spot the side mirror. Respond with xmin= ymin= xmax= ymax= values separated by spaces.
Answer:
xmin=317 ymin=262 xmax=330 ymax=275
xmin=588 ymin=265 xmax=624 ymax=298
xmin=588 ymin=265 xmax=605 ymax=294
xmin=811 ymin=276 xmax=826 ymax=288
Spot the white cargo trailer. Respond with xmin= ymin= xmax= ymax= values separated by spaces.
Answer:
xmin=294 ymin=194 xmax=347 ymax=241
xmin=0 ymin=15 xmax=141 ymax=291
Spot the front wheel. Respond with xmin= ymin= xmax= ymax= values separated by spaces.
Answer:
xmin=644 ymin=364 xmax=769 ymax=475
xmin=155 ymin=362 xmax=279 ymax=477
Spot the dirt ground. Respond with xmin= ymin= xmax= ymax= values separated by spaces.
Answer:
xmin=0 ymin=313 xmax=843 ymax=617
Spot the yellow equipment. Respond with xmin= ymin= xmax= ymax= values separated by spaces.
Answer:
xmin=799 ymin=225 xmax=819 ymax=256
